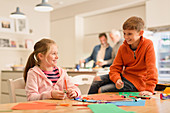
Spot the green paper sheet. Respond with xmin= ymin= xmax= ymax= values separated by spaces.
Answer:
xmin=88 ymin=104 xmax=135 ymax=113
xmin=119 ymin=92 xmax=140 ymax=96
xmin=119 ymin=92 xmax=150 ymax=97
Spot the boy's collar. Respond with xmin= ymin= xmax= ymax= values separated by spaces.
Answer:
xmin=123 ymin=36 xmax=144 ymax=51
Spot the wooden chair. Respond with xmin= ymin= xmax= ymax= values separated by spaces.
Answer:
xmin=7 ymin=78 xmax=26 ymax=103
xmin=71 ymin=75 xmax=95 ymax=95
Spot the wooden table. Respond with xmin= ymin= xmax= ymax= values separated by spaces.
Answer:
xmin=0 ymin=92 xmax=170 ymax=113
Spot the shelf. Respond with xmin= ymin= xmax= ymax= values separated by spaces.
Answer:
xmin=159 ymin=74 xmax=170 ymax=77
xmin=0 ymin=47 xmax=32 ymax=51
xmin=159 ymin=68 xmax=170 ymax=71
xmin=159 ymin=60 xmax=170 ymax=63
xmin=159 ymin=50 xmax=170 ymax=53
xmin=159 ymin=78 xmax=170 ymax=83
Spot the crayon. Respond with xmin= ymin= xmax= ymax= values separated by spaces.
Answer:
xmin=64 ymin=79 xmax=67 ymax=90
xmin=72 ymin=104 xmax=89 ymax=106
xmin=60 ymin=103 xmax=70 ymax=106
xmin=64 ymin=79 xmax=68 ymax=94
xmin=136 ymin=96 xmax=151 ymax=99
xmin=135 ymin=98 xmax=141 ymax=102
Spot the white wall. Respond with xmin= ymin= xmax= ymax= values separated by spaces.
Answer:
xmin=0 ymin=0 xmax=50 ymax=70
xmin=146 ymin=0 xmax=170 ymax=28
xmin=51 ymin=0 xmax=146 ymax=67
xmin=51 ymin=17 xmax=76 ymax=67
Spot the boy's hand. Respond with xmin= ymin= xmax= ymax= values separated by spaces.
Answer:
xmin=51 ymin=90 xmax=66 ymax=100
xmin=116 ymin=79 xmax=124 ymax=89
xmin=67 ymin=88 xmax=77 ymax=99
xmin=139 ymin=91 xmax=152 ymax=96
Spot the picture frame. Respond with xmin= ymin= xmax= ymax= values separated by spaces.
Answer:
xmin=25 ymin=39 xmax=33 ymax=49
xmin=10 ymin=39 xmax=17 ymax=48
xmin=0 ymin=38 xmax=10 ymax=47
xmin=0 ymin=18 xmax=15 ymax=32
xmin=15 ymin=19 xmax=29 ymax=34
xmin=18 ymin=40 xmax=25 ymax=48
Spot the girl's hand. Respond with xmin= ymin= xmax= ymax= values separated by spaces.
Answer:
xmin=139 ymin=91 xmax=153 ymax=96
xmin=67 ymin=88 xmax=77 ymax=99
xmin=51 ymin=90 xmax=66 ymax=100
xmin=116 ymin=79 xmax=124 ymax=89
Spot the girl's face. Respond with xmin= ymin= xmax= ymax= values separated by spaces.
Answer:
xmin=123 ymin=29 xmax=143 ymax=48
xmin=39 ymin=44 xmax=58 ymax=69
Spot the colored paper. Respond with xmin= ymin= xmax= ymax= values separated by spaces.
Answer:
xmin=119 ymin=92 xmax=150 ymax=98
xmin=87 ymin=94 xmax=128 ymax=101
xmin=119 ymin=92 xmax=140 ymax=96
xmin=88 ymin=104 xmax=135 ymax=113
xmin=109 ymin=100 xmax=146 ymax=106
xmin=0 ymin=110 xmax=12 ymax=112
xmin=163 ymin=87 xmax=170 ymax=94
xmin=12 ymin=102 xmax=56 ymax=110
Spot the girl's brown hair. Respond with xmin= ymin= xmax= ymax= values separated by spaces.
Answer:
xmin=23 ymin=38 xmax=56 ymax=82
xmin=123 ymin=16 xmax=144 ymax=32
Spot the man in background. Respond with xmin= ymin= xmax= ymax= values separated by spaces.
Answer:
xmin=109 ymin=29 xmax=124 ymax=61
xmin=88 ymin=29 xmax=123 ymax=94
xmin=79 ymin=33 xmax=112 ymax=68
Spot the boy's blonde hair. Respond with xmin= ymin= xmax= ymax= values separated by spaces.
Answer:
xmin=123 ymin=16 xmax=144 ymax=32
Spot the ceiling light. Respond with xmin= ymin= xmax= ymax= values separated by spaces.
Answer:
xmin=34 ymin=0 xmax=53 ymax=12
xmin=10 ymin=7 xmax=26 ymax=19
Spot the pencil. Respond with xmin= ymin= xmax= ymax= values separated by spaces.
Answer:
xmin=64 ymin=79 xmax=67 ymax=91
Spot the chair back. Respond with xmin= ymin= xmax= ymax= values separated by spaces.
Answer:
xmin=71 ymin=75 xmax=95 ymax=95
xmin=7 ymin=78 xmax=25 ymax=103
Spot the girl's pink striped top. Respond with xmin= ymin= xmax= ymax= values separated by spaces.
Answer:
xmin=42 ymin=67 xmax=60 ymax=86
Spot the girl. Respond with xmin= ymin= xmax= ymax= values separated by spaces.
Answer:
xmin=24 ymin=38 xmax=81 ymax=101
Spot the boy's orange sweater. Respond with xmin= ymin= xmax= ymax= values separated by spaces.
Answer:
xmin=109 ymin=36 xmax=158 ymax=93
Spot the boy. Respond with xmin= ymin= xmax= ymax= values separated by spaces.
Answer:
xmin=88 ymin=16 xmax=158 ymax=96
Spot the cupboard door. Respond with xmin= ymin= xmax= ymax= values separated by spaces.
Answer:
xmin=1 ymin=71 xmax=23 ymax=80
xmin=146 ymin=0 xmax=170 ymax=28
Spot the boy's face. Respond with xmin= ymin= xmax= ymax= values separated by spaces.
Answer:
xmin=123 ymin=29 xmax=143 ymax=45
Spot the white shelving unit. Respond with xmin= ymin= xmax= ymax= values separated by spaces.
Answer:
xmin=157 ymin=32 xmax=170 ymax=82
xmin=159 ymin=68 xmax=170 ymax=71
xmin=0 ymin=31 xmax=33 ymax=51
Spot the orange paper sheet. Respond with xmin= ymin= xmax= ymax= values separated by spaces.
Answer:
xmin=12 ymin=102 xmax=57 ymax=110
xmin=87 ymin=94 xmax=127 ymax=101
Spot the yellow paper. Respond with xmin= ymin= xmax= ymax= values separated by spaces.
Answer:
xmin=163 ymin=87 xmax=170 ymax=94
